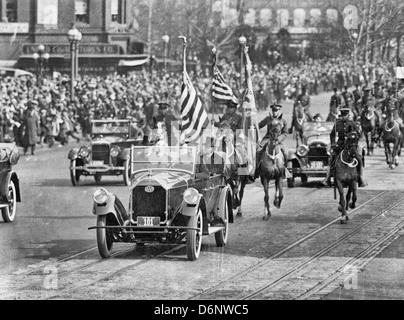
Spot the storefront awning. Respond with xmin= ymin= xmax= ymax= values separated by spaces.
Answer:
xmin=118 ymin=58 xmax=149 ymax=67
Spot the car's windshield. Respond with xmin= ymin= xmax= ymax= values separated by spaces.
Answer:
xmin=304 ymin=121 xmax=333 ymax=145
xmin=131 ymin=146 xmax=197 ymax=175
xmin=91 ymin=120 xmax=130 ymax=135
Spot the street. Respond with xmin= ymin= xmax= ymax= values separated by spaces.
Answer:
xmin=1 ymin=92 xmax=404 ymax=300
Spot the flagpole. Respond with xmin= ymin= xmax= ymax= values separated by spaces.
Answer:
xmin=211 ymin=47 xmax=218 ymax=128
xmin=179 ymin=36 xmax=187 ymax=81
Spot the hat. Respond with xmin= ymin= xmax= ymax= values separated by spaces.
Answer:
xmin=363 ymin=86 xmax=371 ymax=91
xmin=333 ymin=88 xmax=338 ymax=92
xmin=158 ymin=102 xmax=169 ymax=110
xmin=270 ymin=104 xmax=282 ymax=111
xmin=339 ymin=108 xmax=350 ymax=116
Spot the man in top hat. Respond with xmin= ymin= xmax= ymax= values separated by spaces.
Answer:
xmin=255 ymin=104 xmax=289 ymax=178
xmin=152 ymin=102 xmax=180 ymax=146
xmin=322 ymin=108 xmax=367 ymax=188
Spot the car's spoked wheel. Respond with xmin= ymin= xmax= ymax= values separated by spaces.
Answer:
xmin=123 ymin=159 xmax=131 ymax=186
xmin=215 ymin=190 xmax=230 ymax=247
xmin=96 ymin=215 xmax=114 ymax=258
xmin=186 ymin=208 xmax=203 ymax=261
xmin=70 ymin=160 xmax=81 ymax=186
xmin=1 ymin=180 xmax=16 ymax=223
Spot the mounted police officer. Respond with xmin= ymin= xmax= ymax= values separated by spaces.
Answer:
xmin=322 ymin=108 xmax=368 ymax=188
xmin=255 ymin=104 xmax=289 ymax=178
xmin=342 ymin=85 xmax=354 ymax=108
xmin=330 ymin=88 xmax=343 ymax=111
xmin=153 ymin=102 xmax=180 ymax=145
xmin=215 ymin=97 xmax=243 ymax=133
xmin=294 ymin=85 xmax=312 ymax=121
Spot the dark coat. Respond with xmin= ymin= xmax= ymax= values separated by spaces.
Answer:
xmin=22 ymin=112 xmax=40 ymax=146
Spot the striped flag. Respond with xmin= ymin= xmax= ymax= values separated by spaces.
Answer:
xmin=180 ymin=71 xmax=210 ymax=144
xmin=397 ymin=57 xmax=404 ymax=79
xmin=212 ymin=65 xmax=238 ymax=104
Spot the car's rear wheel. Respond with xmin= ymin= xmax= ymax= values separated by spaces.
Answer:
xmin=70 ymin=159 xmax=81 ymax=186
xmin=96 ymin=215 xmax=114 ymax=258
xmin=287 ymin=161 xmax=295 ymax=188
xmin=1 ymin=180 xmax=16 ymax=223
xmin=123 ymin=159 xmax=131 ymax=186
xmin=215 ymin=190 xmax=230 ymax=247
xmin=186 ymin=208 xmax=203 ymax=261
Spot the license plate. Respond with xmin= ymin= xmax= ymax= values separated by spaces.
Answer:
xmin=137 ymin=217 xmax=160 ymax=227
xmin=310 ymin=161 xmax=324 ymax=168
xmin=91 ymin=161 xmax=104 ymax=166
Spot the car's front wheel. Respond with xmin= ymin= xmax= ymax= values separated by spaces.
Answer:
xmin=70 ymin=159 xmax=81 ymax=186
xmin=186 ymin=208 xmax=203 ymax=261
xmin=123 ymin=159 xmax=131 ymax=186
xmin=96 ymin=215 xmax=114 ymax=258
xmin=215 ymin=189 xmax=230 ymax=247
xmin=1 ymin=180 xmax=17 ymax=223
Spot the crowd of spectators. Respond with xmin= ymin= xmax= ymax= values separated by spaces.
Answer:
xmin=0 ymin=53 xmax=397 ymax=152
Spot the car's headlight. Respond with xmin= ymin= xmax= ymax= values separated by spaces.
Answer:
xmin=297 ymin=145 xmax=309 ymax=157
xmin=93 ymin=188 xmax=109 ymax=204
xmin=79 ymin=146 xmax=89 ymax=157
xmin=110 ymin=146 xmax=121 ymax=157
xmin=183 ymin=188 xmax=199 ymax=206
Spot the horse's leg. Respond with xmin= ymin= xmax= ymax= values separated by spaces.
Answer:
xmin=262 ymin=177 xmax=271 ymax=220
xmin=237 ymin=179 xmax=246 ymax=217
xmin=345 ymin=187 xmax=351 ymax=211
xmin=273 ymin=176 xmax=284 ymax=209
xmin=365 ymin=132 xmax=370 ymax=156
xmin=349 ymin=183 xmax=357 ymax=210
xmin=336 ymin=180 xmax=348 ymax=223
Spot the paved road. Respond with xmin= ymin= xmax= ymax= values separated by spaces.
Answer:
xmin=0 ymin=92 xmax=403 ymax=300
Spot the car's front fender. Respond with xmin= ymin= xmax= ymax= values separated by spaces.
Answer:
xmin=216 ymin=185 xmax=233 ymax=224
xmin=68 ymin=148 xmax=80 ymax=160
xmin=180 ymin=194 xmax=204 ymax=217
xmin=92 ymin=193 xmax=129 ymax=226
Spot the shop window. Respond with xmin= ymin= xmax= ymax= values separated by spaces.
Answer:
xmin=75 ymin=0 xmax=90 ymax=25
xmin=276 ymin=9 xmax=289 ymax=28
xmin=111 ymin=0 xmax=126 ymax=24
xmin=293 ymin=8 xmax=305 ymax=27
xmin=0 ymin=0 xmax=17 ymax=22
xmin=310 ymin=8 xmax=321 ymax=25
xmin=326 ymin=8 xmax=338 ymax=24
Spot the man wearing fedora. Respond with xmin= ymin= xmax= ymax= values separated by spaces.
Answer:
xmin=255 ymin=104 xmax=289 ymax=178
xmin=21 ymin=100 xmax=40 ymax=155
xmin=322 ymin=108 xmax=367 ymax=188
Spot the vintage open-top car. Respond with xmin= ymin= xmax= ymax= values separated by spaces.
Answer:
xmin=0 ymin=143 xmax=21 ymax=223
xmin=88 ymin=145 xmax=233 ymax=261
xmin=287 ymin=121 xmax=334 ymax=187
xmin=68 ymin=119 xmax=139 ymax=186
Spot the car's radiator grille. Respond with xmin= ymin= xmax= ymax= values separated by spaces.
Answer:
xmin=132 ymin=186 xmax=166 ymax=220
xmin=308 ymin=146 xmax=328 ymax=158
xmin=91 ymin=145 xmax=110 ymax=164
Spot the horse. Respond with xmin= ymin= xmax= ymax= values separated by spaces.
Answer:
xmin=326 ymin=104 xmax=339 ymax=122
xmin=290 ymin=102 xmax=307 ymax=148
xmin=360 ymin=102 xmax=378 ymax=155
xmin=382 ymin=107 xmax=402 ymax=169
xmin=213 ymin=122 xmax=248 ymax=217
xmin=333 ymin=131 xmax=360 ymax=224
xmin=256 ymin=120 xmax=285 ymax=221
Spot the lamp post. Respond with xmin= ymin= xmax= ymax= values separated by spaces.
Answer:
xmin=32 ymin=44 xmax=50 ymax=87
xmin=162 ymin=35 xmax=170 ymax=72
xmin=352 ymin=31 xmax=358 ymax=70
xmin=67 ymin=26 xmax=82 ymax=102
xmin=239 ymin=35 xmax=247 ymax=89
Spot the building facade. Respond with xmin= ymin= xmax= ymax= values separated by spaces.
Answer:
xmin=0 ymin=0 xmax=147 ymax=75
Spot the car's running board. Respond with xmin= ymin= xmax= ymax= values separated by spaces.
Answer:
xmin=208 ymin=226 xmax=225 ymax=234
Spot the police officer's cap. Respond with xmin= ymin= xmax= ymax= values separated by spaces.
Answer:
xmin=339 ymin=108 xmax=350 ymax=116
xmin=158 ymin=102 xmax=169 ymax=110
xmin=270 ymin=104 xmax=282 ymax=111
xmin=333 ymin=88 xmax=338 ymax=92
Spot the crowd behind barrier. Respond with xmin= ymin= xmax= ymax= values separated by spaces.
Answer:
xmin=0 ymin=54 xmax=398 ymax=150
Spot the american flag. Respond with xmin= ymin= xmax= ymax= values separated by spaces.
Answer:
xmin=180 ymin=71 xmax=210 ymax=143
xmin=212 ymin=66 xmax=238 ymax=104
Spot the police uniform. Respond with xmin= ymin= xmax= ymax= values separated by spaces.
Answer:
xmin=323 ymin=108 xmax=367 ymax=187
xmin=342 ymin=87 xmax=354 ymax=108
xmin=294 ymin=88 xmax=312 ymax=122
xmin=330 ymin=89 xmax=343 ymax=110
xmin=255 ymin=104 xmax=289 ymax=178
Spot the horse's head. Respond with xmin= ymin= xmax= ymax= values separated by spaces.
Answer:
xmin=268 ymin=119 xmax=282 ymax=143
xmin=344 ymin=131 xmax=359 ymax=159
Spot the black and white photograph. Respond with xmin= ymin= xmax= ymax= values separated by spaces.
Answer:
xmin=0 ymin=0 xmax=404 ymax=305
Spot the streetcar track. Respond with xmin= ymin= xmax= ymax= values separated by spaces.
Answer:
xmin=296 ymin=220 xmax=404 ymax=300
xmin=0 ymin=243 xmax=185 ymax=299
xmin=189 ymin=190 xmax=388 ymax=299
xmin=237 ymin=194 xmax=404 ymax=300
